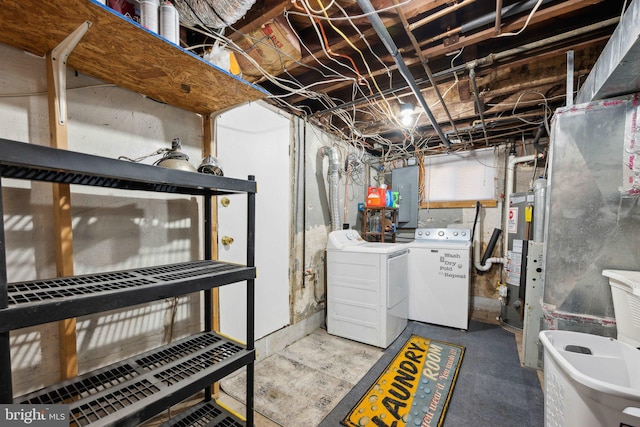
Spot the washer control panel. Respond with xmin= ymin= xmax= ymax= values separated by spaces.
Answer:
xmin=414 ymin=228 xmax=471 ymax=242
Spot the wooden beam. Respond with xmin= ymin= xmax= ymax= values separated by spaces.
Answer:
xmin=420 ymin=199 xmax=497 ymax=209
xmin=228 ymin=0 xmax=293 ymax=42
xmin=202 ymin=113 xmax=221 ymax=398
xmin=46 ymin=51 xmax=78 ymax=381
xmin=202 ymin=114 xmax=220 ymax=332
xmin=0 ymin=0 xmax=264 ymax=115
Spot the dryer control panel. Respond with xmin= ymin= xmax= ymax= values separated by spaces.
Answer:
xmin=414 ymin=228 xmax=471 ymax=242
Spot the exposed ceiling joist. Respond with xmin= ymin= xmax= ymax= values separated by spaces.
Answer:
xmin=182 ymin=0 xmax=632 ymax=157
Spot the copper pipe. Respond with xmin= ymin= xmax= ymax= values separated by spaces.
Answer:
xmin=469 ymin=66 xmax=490 ymax=146
xmin=495 ymin=0 xmax=503 ymax=35
xmin=424 ymin=27 xmax=461 ymax=45
xmin=409 ymin=0 xmax=477 ymax=32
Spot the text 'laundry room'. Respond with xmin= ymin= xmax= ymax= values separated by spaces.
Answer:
xmin=0 ymin=1 xmax=639 ymax=426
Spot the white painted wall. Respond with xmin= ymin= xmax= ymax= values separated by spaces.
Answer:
xmin=289 ymin=120 xmax=370 ymax=324
xmin=0 ymin=43 xmax=204 ymax=395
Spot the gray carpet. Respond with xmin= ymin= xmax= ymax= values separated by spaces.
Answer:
xmin=319 ymin=321 xmax=544 ymax=427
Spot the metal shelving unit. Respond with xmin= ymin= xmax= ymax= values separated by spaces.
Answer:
xmin=362 ymin=207 xmax=398 ymax=242
xmin=0 ymin=139 xmax=257 ymax=426
xmin=159 ymin=401 xmax=245 ymax=427
xmin=18 ymin=332 xmax=251 ymax=426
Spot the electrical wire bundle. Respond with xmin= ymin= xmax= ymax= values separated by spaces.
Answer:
xmin=178 ymin=0 xmax=558 ymax=165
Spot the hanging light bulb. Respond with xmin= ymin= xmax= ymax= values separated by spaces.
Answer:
xmin=400 ymin=102 xmax=414 ymax=127
xmin=155 ymin=138 xmax=197 ymax=172
xmin=118 ymin=138 xmax=197 ymax=172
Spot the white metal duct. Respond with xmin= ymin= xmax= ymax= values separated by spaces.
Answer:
xmin=172 ymin=0 xmax=256 ymax=29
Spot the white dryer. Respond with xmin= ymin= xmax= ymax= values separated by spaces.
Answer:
xmin=326 ymin=230 xmax=408 ymax=348
xmin=407 ymin=228 xmax=472 ymax=329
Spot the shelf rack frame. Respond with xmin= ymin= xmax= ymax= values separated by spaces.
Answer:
xmin=0 ymin=138 xmax=257 ymax=426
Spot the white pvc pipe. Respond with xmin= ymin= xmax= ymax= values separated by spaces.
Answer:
xmin=473 ymin=240 xmax=506 ymax=271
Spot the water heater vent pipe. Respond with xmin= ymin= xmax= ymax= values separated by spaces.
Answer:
xmin=504 ymin=152 xmax=543 ymax=252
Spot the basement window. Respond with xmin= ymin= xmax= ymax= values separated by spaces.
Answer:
xmin=422 ymin=147 xmax=497 ymax=206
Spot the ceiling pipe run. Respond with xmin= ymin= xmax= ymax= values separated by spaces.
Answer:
xmin=495 ymin=0 xmax=503 ymax=35
xmin=312 ymin=17 xmax=618 ymax=118
xmin=408 ymin=0 xmax=477 ymax=32
xmin=462 ymin=0 xmax=552 ymax=34
xmin=356 ymin=0 xmax=451 ymax=148
xmin=392 ymin=0 xmax=462 ymax=143
xmin=425 ymin=0 xmax=554 ymax=46
xmin=468 ymin=67 xmax=490 ymax=146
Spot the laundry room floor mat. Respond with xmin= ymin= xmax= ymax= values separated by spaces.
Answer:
xmin=321 ymin=321 xmax=544 ymax=427
xmin=341 ymin=335 xmax=464 ymax=427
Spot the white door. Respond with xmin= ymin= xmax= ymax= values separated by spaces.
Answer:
xmin=216 ymin=102 xmax=291 ymax=342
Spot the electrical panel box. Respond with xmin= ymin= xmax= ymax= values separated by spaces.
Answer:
xmin=391 ymin=166 xmax=418 ymax=229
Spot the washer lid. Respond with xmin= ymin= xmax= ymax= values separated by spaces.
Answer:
xmin=326 ymin=230 xmax=365 ymax=250
xmin=326 ymin=230 xmax=408 ymax=253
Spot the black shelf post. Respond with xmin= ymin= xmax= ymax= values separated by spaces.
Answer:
xmin=0 ymin=182 xmax=11 ymax=403
xmin=204 ymin=193 xmax=213 ymax=402
xmin=246 ymin=175 xmax=256 ymax=427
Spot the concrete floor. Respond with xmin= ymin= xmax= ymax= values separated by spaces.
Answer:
xmin=145 ymin=311 xmax=542 ymax=427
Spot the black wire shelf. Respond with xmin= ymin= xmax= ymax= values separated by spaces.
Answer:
xmin=0 ymin=260 xmax=255 ymax=332
xmin=16 ymin=331 xmax=253 ymax=427
xmin=0 ymin=138 xmax=257 ymax=196
xmin=160 ymin=401 xmax=246 ymax=427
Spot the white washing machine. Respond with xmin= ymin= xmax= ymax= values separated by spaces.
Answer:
xmin=407 ymin=228 xmax=472 ymax=329
xmin=326 ymin=230 xmax=408 ymax=348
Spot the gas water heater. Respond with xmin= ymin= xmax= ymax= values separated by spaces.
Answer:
xmin=502 ymin=191 xmax=535 ymax=328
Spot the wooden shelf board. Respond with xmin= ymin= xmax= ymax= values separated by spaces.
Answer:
xmin=0 ymin=0 xmax=267 ymax=114
xmin=419 ymin=199 xmax=498 ymax=209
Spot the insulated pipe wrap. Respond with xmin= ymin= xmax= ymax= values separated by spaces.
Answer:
xmin=173 ymin=0 xmax=257 ymax=29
